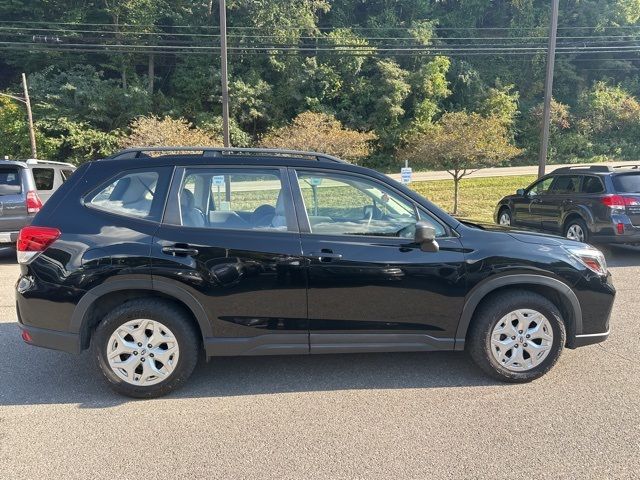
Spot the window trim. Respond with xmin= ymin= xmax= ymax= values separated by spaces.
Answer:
xmin=162 ymin=165 xmax=299 ymax=234
xmin=289 ymin=167 xmax=453 ymax=240
xmin=83 ymin=166 xmax=173 ymax=224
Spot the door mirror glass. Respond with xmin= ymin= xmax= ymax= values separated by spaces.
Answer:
xmin=414 ymin=221 xmax=439 ymax=252
xmin=516 ymin=188 xmax=525 ymax=196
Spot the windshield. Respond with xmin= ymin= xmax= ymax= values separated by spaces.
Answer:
xmin=613 ymin=173 xmax=640 ymax=193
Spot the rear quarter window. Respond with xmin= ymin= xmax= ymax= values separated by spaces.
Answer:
xmin=85 ymin=167 xmax=172 ymax=222
xmin=32 ymin=168 xmax=55 ymax=190
xmin=613 ymin=173 xmax=640 ymax=193
xmin=0 ymin=167 xmax=22 ymax=195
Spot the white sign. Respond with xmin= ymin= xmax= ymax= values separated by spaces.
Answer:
xmin=400 ymin=167 xmax=412 ymax=184
xmin=212 ymin=175 xmax=225 ymax=187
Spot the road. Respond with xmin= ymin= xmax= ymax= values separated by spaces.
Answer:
xmin=0 ymin=246 xmax=639 ymax=479
xmin=387 ymin=160 xmax=637 ymax=182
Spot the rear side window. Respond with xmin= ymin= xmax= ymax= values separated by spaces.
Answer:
xmin=613 ymin=173 xmax=640 ymax=193
xmin=32 ymin=168 xmax=54 ymax=190
xmin=0 ymin=168 xmax=22 ymax=195
xmin=551 ymin=175 xmax=581 ymax=194
xmin=166 ymin=168 xmax=293 ymax=231
xmin=86 ymin=167 xmax=171 ymax=222
xmin=581 ymin=176 xmax=605 ymax=194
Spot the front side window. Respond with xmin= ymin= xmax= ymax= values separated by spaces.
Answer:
xmin=296 ymin=170 xmax=445 ymax=238
xmin=171 ymin=168 xmax=291 ymax=231
xmin=32 ymin=168 xmax=54 ymax=190
xmin=527 ymin=177 xmax=554 ymax=196
xmin=87 ymin=169 xmax=166 ymax=221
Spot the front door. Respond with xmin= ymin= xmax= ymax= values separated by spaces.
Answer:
xmin=152 ymin=166 xmax=308 ymax=356
xmin=291 ymin=168 xmax=467 ymax=353
xmin=517 ymin=176 xmax=555 ymax=228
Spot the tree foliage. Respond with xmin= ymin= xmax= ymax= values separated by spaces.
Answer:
xmin=399 ymin=112 xmax=521 ymax=214
xmin=120 ymin=116 xmax=222 ymax=148
xmin=259 ymin=111 xmax=376 ymax=163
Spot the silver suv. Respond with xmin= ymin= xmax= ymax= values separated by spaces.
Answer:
xmin=0 ymin=159 xmax=75 ymax=245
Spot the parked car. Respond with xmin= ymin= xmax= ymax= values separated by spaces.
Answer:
xmin=495 ymin=165 xmax=640 ymax=244
xmin=0 ymin=159 xmax=75 ymax=245
xmin=16 ymin=148 xmax=614 ymax=397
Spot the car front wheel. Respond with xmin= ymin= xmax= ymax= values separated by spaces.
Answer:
xmin=498 ymin=208 xmax=512 ymax=226
xmin=467 ymin=290 xmax=566 ymax=382
xmin=93 ymin=299 xmax=200 ymax=398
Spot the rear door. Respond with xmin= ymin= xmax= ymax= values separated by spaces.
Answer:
xmin=535 ymin=175 xmax=581 ymax=231
xmin=612 ymin=172 xmax=640 ymax=226
xmin=0 ymin=165 xmax=28 ymax=237
xmin=291 ymin=168 xmax=466 ymax=353
xmin=152 ymin=165 xmax=308 ymax=356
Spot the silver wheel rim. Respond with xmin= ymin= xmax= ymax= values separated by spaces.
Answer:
xmin=566 ymin=224 xmax=585 ymax=242
xmin=490 ymin=309 xmax=554 ymax=372
xmin=106 ymin=319 xmax=180 ymax=386
xmin=499 ymin=212 xmax=511 ymax=226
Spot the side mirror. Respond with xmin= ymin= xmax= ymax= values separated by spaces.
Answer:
xmin=414 ymin=221 xmax=439 ymax=252
xmin=516 ymin=188 xmax=525 ymax=196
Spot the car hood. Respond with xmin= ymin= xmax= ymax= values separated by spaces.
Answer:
xmin=459 ymin=220 xmax=577 ymax=247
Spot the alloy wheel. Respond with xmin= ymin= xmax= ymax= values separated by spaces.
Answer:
xmin=566 ymin=224 xmax=585 ymax=242
xmin=490 ymin=309 xmax=554 ymax=371
xmin=106 ymin=319 xmax=180 ymax=386
xmin=498 ymin=211 xmax=511 ymax=226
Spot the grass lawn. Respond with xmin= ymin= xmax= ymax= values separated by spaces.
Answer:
xmin=410 ymin=175 xmax=537 ymax=224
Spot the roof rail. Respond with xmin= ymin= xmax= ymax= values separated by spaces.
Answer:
xmin=25 ymin=159 xmax=75 ymax=167
xmin=105 ymin=147 xmax=348 ymax=163
xmin=613 ymin=164 xmax=640 ymax=170
xmin=553 ymin=165 xmax=612 ymax=173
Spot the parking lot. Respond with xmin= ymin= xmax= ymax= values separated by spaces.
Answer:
xmin=0 ymin=246 xmax=638 ymax=479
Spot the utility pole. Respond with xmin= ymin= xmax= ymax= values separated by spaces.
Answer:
xmin=219 ymin=0 xmax=231 ymax=148
xmin=21 ymin=73 xmax=37 ymax=159
xmin=537 ymin=0 xmax=559 ymax=178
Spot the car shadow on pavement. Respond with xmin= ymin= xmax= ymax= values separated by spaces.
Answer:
xmin=0 ymin=322 xmax=502 ymax=408
xmin=0 ymin=247 xmax=16 ymax=264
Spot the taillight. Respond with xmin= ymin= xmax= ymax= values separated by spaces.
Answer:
xmin=26 ymin=190 xmax=43 ymax=214
xmin=601 ymin=195 xmax=639 ymax=208
xmin=16 ymin=226 xmax=60 ymax=264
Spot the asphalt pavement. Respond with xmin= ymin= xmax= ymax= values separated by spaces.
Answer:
xmin=0 ymin=245 xmax=639 ymax=479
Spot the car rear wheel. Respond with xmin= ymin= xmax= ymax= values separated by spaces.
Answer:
xmin=498 ymin=208 xmax=512 ymax=226
xmin=467 ymin=290 xmax=565 ymax=383
xmin=93 ymin=299 xmax=200 ymax=398
xmin=564 ymin=218 xmax=589 ymax=243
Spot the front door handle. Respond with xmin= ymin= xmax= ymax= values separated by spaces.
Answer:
xmin=308 ymin=250 xmax=343 ymax=262
xmin=162 ymin=245 xmax=199 ymax=257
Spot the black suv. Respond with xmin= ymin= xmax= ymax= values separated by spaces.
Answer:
xmin=16 ymin=148 xmax=615 ymax=397
xmin=495 ymin=165 xmax=640 ymax=244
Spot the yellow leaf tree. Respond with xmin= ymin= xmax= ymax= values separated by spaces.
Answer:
xmin=120 ymin=115 xmax=222 ymax=148
xmin=259 ymin=111 xmax=376 ymax=164
xmin=399 ymin=111 xmax=521 ymax=215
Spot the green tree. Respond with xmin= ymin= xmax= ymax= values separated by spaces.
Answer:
xmin=399 ymin=112 xmax=521 ymax=214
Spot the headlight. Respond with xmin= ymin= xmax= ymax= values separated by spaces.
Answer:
xmin=564 ymin=245 xmax=608 ymax=276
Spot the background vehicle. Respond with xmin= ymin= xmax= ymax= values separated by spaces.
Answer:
xmin=495 ymin=165 xmax=640 ymax=244
xmin=16 ymin=148 xmax=614 ymax=397
xmin=0 ymin=159 xmax=75 ymax=245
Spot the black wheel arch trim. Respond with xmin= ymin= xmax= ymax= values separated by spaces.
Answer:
xmin=454 ymin=274 xmax=583 ymax=350
xmin=70 ymin=278 xmax=213 ymax=349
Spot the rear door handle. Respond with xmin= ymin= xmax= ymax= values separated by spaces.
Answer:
xmin=308 ymin=250 xmax=343 ymax=262
xmin=162 ymin=246 xmax=199 ymax=257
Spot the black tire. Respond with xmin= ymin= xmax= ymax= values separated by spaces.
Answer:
xmin=497 ymin=207 xmax=512 ymax=226
xmin=467 ymin=290 xmax=566 ymax=383
xmin=564 ymin=217 xmax=589 ymax=243
xmin=93 ymin=299 xmax=200 ymax=398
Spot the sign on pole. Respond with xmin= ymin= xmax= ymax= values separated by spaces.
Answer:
xmin=400 ymin=167 xmax=412 ymax=184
